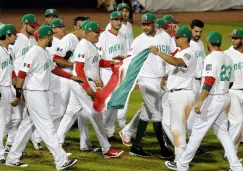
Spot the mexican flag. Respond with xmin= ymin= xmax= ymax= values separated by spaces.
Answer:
xmin=24 ymin=63 xmax=30 ymax=68
xmin=93 ymin=48 xmax=150 ymax=112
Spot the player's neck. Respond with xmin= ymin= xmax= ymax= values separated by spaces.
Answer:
xmin=211 ymin=47 xmax=222 ymax=52
xmin=109 ymin=28 xmax=119 ymax=36
xmin=122 ymin=20 xmax=127 ymax=25
xmin=179 ymin=43 xmax=189 ymax=51
xmin=0 ymin=41 xmax=9 ymax=49
xmin=37 ymin=40 xmax=48 ymax=49
xmin=54 ymin=35 xmax=62 ymax=40
xmin=235 ymin=46 xmax=243 ymax=53
xmin=21 ymin=29 xmax=30 ymax=38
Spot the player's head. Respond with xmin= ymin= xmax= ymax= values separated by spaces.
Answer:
xmin=229 ymin=29 xmax=243 ymax=50
xmin=37 ymin=25 xmax=54 ymax=47
xmin=162 ymin=15 xmax=179 ymax=34
xmin=171 ymin=26 xmax=192 ymax=47
xmin=50 ymin=18 xmax=66 ymax=39
xmin=22 ymin=13 xmax=40 ymax=35
xmin=141 ymin=13 xmax=156 ymax=36
xmin=117 ymin=3 xmax=130 ymax=21
xmin=0 ymin=24 xmax=18 ymax=45
xmin=110 ymin=11 xmax=123 ymax=31
xmin=190 ymin=19 xmax=204 ymax=42
xmin=73 ymin=16 xmax=91 ymax=31
xmin=155 ymin=18 xmax=168 ymax=30
xmin=205 ymin=31 xmax=222 ymax=52
xmin=44 ymin=9 xmax=58 ymax=25
xmin=74 ymin=19 xmax=91 ymax=40
xmin=84 ymin=21 xmax=103 ymax=43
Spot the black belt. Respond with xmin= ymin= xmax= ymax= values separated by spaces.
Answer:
xmin=169 ymin=89 xmax=192 ymax=92
xmin=194 ymin=77 xmax=201 ymax=81
xmin=232 ymin=89 xmax=243 ymax=91
xmin=88 ymin=77 xmax=94 ymax=82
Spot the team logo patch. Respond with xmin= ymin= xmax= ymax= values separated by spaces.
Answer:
xmin=184 ymin=53 xmax=191 ymax=60
xmin=206 ymin=64 xmax=212 ymax=71
xmin=24 ymin=63 xmax=30 ymax=68
xmin=232 ymin=29 xmax=237 ymax=35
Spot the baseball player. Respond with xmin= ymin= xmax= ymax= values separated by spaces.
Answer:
xmin=6 ymin=25 xmax=79 ymax=169
xmin=99 ymin=11 xmax=128 ymax=139
xmin=5 ymin=13 xmax=43 ymax=152
xmin=0 ymin=24 xmax=17 ymax=164
xmin=150 ymin=26 xmax=196 ymax=163
xmin=68 ymin=21 xmax=124 ymax=158
xmin=155 ymin=18 xmax=169 ymax=30
xmin=162 ymin=15 xmax=180 ymax=35
xmin=53 ymin=18 xmax=94 ymax=151
xmin=127 ymin=13 xmax=175 ymax=159
xmin=225 ymin=29 xmax=243 ymax=157
xmin=106 ymin=2 xmax=134 ymax=49
xmin=33 ymin=9 xmax=58 ymax=41
xmin=167 ymin=31 xmax=243 ymax=171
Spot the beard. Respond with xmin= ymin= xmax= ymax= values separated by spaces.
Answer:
xmin=47 ymin=41 xmax=52 ymax=47
xmin=26 ymin=28 xmax=33 ymax=35
xmin=234 ymin=41 xmax=243 ymax=50
xmin=193 ymin=36 xmax=200 ymax=41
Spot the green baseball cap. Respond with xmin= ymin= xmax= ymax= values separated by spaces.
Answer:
xmin=229 ymin=29 xmax=243 ymax=38
xmin=45 ymin=9 xmax=58 ymax=17
xmin=50 ymin=18 xmax=65 ymax=28
xmin=80 ymin=20 xmax=91 ymax=29
xmin=110 ymin=11 xmax=123 ymax=20
xmin=206 ymin=31 xmax=222 ymax=44
xmin=142 ymin=13 xmax=155 ymax=24
xmin=117 ymin=3 xmax=130 ymax=11
xmin=162 ymin=15 xmax=179 ymax=24
xmin=155 ymin=18 xmax=168 ymax=29
xmin=171 ymin=26 xmax=192 ymax=39
xmin=84 ymin=21 xmax=103 ymax=33
xmin=38 ymin=25 xmax=54 ymax=38
xmin=22 ymin=13 xmax=40 ymax=27
xmin=0 ymin=24 xmax=18 ymax=36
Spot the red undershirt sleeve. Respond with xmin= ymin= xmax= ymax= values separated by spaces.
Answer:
xmin=51 ymin=66 xmax=72 ymax=79
xmin=18 ymin=71 xmax=27 ymax=79
xmin=99 ymin=59 xmax=111 ymax=67
xmin=53 ymin=55 xmax=63 ymax=60
xmin=75 ymin=62 xmax=90 ymax=89
xmin=12 ymin=71 xmax=16 ymax=79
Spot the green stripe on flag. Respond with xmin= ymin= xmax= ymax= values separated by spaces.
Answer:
xmin=107 ymin=48 xmax=150 ymax=109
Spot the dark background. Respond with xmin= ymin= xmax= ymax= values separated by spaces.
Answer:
xmin=0 ymin=0 xmax=97 ymax=8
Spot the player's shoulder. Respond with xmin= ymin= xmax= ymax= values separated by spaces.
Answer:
xmin=105 ymin=23 xmax=111 ymax=31
xmin=224 ymin=46 xmax=235 ymax=54
xmin=25 ymin=45 xmax=39 ymax=57
xmin=62 ymin=33 xmax=74 ymax=41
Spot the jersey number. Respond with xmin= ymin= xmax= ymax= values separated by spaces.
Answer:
xmin=220 ymin=65 xmax=232 ymax=81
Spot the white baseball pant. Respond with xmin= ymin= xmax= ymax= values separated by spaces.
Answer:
xmin=168 ymin=90 xmax=195 ymax=161
xmin=0 ymin=86 xmax=12 ymax=160
xmin=177 ymin=94 xmax=243 ymax=171
xmin=228 ymin=89 xmax=243 ymax=151
xmin=6 ymin=90 xmax=68 ymax=170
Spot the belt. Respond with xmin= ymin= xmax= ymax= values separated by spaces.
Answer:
xmin=231 ymin=89 xmax=243 ymax=91
xmin=194 ymin=77 xmax=201 ymax=81
xmin=169 ymin=88 xmax=192 ymax=93
xmin=88 ymin=77 xmax=94 ymax=82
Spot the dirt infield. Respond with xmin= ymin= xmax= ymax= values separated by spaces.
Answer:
xmin=1 ymin=8 xmax=243 ymax=30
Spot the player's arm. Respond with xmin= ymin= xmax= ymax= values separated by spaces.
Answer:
xmin=194 ymin=76 xmax=215 ymax=114
xmin=149 ymin=46 xmax=186 ymax=67
xmin=53 ymin=55 xmax=73 ymax=67
xmin=99 ymin=59 xmax=117 ymax=68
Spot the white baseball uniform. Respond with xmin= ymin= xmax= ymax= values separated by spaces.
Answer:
xmin=6 ymin=45 xmax=69 ymax=170
xmin=225 ymin=47 xmax=243 ymax=152
xmin=98 ymin=29 xmax=128 ymax=137
xmin=106 ymin=22 xmax=134 ymax=49
xmin=187 ymin=39 xmax=206 ymax=134
xmin=68 ymin=38 xmax=111 ymax=153
xmin=177 ymin=50 xmax=243 ymax=171
xmin=0 ymin=46 xmax=14 ymax=160
xmin=166 ymin=47 xmax=196 ymax=161
xmin=54 ymin=34 xmax=91 ymax=150
xmin=6 ymin=33 xmax=40 ymax=146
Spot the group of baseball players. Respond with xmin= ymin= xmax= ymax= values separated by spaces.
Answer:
xmin=0 ymin=2 xmax=243 ymax=171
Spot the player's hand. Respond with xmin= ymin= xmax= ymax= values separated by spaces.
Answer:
xmin=10 ymin=98 xmax=21 ymax=107
xmin=149 ymin=46 xmax=159 ymax=55
xmin=225 ymin=102 xmax=231 ymax=116
xmin=12 ymin=77 xmax=17 ymax=86
xmin=85 ymin=87 xmax=96 ymax=100
xmin=71 ymin=76 xmax=85 ymax=83
xmin=171 ymin=24 xmax=179 ymax=33
xmin=194 ymin=101 xmax=203 ymax=114
xmin=110 ymin=60 xmax=119 ymax=65
xmin=112 ymin=56 xmax=125 ymax=61
xmin=95 ymin=79 xmax=103 ymax=88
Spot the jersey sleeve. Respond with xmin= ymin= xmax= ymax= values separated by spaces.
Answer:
xmin=181 ymin=52 xmax=194 ymax=69
xmin=202 ymin=55 xmax=217 ymax=78
xmin=53 ymin=36 xmax=72 ymax=57
xmin=168 ymin=36 xmax=177 ymax=54
xmin=73 ymin=44 xmax=88 ymax=63
xmin=127 ymin=39 xmax=137 ymax=56
xmin=19 ymin=51 xmax=36 ymax=73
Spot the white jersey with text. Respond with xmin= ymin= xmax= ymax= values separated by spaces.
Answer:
xmin=129 ymin=30 xmax=176 ymax=78
xmin=202 ymin=50 xmax=234 ymax=94
xmin=0 ymin=46 xmax=13 ymax=86
xmin=106 ymin=22 xmax=134 ymax=48
xmin=19 ymin=45 xmax=56 ymax=91
xmin=9 ymin=33 xmax=36 ymax=74
xmin=190 ymin=39 xmax=206 ymax=78
xmin=73 ymin=39 xmax=100 ymax=81
xmin=225 ymin=47 xmax=243 ymax=89
xmin=167 ymin=47 xmax=196 ymax=90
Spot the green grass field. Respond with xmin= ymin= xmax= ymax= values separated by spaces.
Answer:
xmin=1 ymin=23 xmax=243 ymax=171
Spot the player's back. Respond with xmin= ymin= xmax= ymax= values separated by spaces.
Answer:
xmin=203 ymin=51 xmax=234 ymax=95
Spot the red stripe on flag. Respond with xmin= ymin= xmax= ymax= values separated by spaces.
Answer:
xmin=27 ymin=64 xmax=30 ymax=68
xmin=93 ymin=61 xmax=123 ymax=112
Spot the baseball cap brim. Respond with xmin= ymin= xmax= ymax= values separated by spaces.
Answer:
xmin=141 ymin=21 xmax=154 ymax=24
xmin=29 ymin=23 xmax=41 ymax=27
xmin=93 ymin=29 xmax=103 ymax=33
xmin=170 ymin=33 xmax=181 ymax=38
xmin=111 ymin=16 xmax=124 ymax=20
xmin=167 ymin=20 xmax=180 ymax=24
xmin=53 ymin=24 xmax=65 ymax=28
xmin=228 ymin=35 xmax=241 ymax=38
